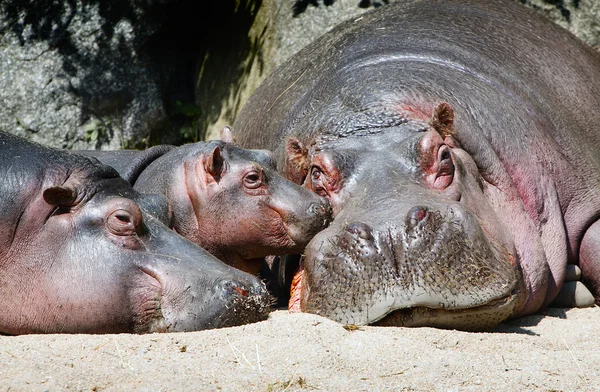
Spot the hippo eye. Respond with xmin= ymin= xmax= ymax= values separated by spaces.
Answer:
xmin=310 ymin=166 xmax=328 ymax=198
xmin=311 ymin=167 xmax=322 ymax=181
xmin=243 ymin=171 xmax=262 ymax=189
xmin=106 ymin=209 xmax=138 ymax=236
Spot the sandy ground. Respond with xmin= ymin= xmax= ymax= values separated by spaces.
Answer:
xmin=1 ymin=306 xmax=599 ymax=391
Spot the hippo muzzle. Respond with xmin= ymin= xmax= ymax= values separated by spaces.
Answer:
xmin=293 ymin=201 xmax=519 ymax=330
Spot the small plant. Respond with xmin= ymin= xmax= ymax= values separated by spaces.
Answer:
xmin=176 ymin=101 xmax=202 ymax=143
xmin=83 ymin=118 xmax=109 ymax=144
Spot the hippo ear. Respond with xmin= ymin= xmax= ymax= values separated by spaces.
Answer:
xmin=430 ymin=102 xmax=455 ymax=138
xmin=43 ymin=186 xmax=78 ymax=207
xmin=220 ymin=125 xmax=235 ymax=144
xmin=286 ymin=138 xmax=309 ymax=184
xmin=205 ymin=145 xmax=225 ymax=180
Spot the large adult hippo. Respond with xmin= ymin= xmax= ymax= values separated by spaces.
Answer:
xmin=232 ymin=0 xmax=600 ymax=330
xmin=0 ymin=131 xmax=271 ymax=334
xmin=76 ymin=127 xmax=332 ymax=275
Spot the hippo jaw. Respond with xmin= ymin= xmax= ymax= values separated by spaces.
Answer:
xmin=291 ymin=203 xmax=520 ymax=330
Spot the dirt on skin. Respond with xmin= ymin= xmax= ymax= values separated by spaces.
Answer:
xmin=0 ymin=307 xmax=598 ymax=391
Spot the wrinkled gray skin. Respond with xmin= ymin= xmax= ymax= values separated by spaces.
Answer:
xmin=233 ymin=0 xmax=600 ymax=330
xmin=77 ymin=136 xmax=332 ymax=275
xmin=0 ymin=131 xmax=271 ymax=335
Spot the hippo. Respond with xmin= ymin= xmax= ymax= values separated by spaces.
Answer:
xmin=76 ymin=127 xmax=332 ymax=275
xmin=0 ymin=131 xmax=271 ymax=334
xmin=232 ymin=0 xmax=600 ymax=330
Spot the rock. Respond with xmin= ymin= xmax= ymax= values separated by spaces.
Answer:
xmin=0 ymin=0 xmax=177 ymax=149
xmin=565 ymin=264 xmax=582 ymax=281
xmin=551 ymin=281 xmax=596 ymax=308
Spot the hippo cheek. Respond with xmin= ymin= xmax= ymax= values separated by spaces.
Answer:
xmin=230 ymin=207 xmax=298 ymax=257
xmin=295 ymin=205 xmax=519 ymax=330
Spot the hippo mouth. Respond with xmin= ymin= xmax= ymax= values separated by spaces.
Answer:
xmin=289 ymin=205 xmax=520 ymax=330
xmin=372 ymin=294 xmax=517 ymax=330
xmin=290 ymin=267 xmax=517 ymax=330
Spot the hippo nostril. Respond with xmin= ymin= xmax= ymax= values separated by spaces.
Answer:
xmin=346 ymin=221 xmax=373 ymax=240
xmin=308 ymin=202 xmax=332 ymax=217
xmin=232 ymin=285 xmax=249 ymax=297
xmin=220 ymin=280 xmax=249 ymax=297
xmin=409 ymin=206 xmax=428 ymax=221
xmin=406 ymin=206 xmax=429 ymax=230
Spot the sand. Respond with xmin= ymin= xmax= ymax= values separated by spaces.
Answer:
xmin=1 ymin=306 xmax=598 ymax=391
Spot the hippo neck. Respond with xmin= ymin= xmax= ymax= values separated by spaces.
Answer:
xmin=456 ymin=111 xmax=576 ymax=315
xmin=201 ymin=244 xmax=263 ymax=276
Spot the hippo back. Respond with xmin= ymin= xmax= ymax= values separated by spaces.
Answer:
xmin=234 ymin=0 xmax=600 ymax=161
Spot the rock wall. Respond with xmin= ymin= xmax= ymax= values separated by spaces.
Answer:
xmin=0 ymin=1 xmax=172 ymax=149
xmin=1 ymin=0 xmax=598 ymax=148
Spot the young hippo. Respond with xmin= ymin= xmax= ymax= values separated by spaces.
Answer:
xmin=76 ymin=127 xmax=332 ymax=275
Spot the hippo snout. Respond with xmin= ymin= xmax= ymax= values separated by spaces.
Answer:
xmin=307 ymin=200 xmax=333 ymax=225
xmin=297 ymin=201 xmax=520 ymax=327
xmin=282 ymin=196 xmax=333 ymax=250
xmin=214 ymin=277 xmax=272 ymax=328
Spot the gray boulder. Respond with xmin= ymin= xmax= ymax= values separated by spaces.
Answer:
xmin=0 ymin=1 xmax=178 ymax=149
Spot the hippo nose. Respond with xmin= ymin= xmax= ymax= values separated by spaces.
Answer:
xmin=221 ymin=280 xmax=249 ymax=297
xmin=218 ymin=279 xmax=268 ymax=298
xmin=216 ymin=279 xmax=271 ymax=304
xmin=307 ymin=201 xmax=333 ymax=230
xmin=308 ymin=201 xmax=332 ymax=217
xmin=406 ymin=206 xmax=429 ymax=230
xmin=346 ymin=221 xmax=374 ymax=241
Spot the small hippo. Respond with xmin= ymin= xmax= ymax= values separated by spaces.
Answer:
xmin=233 ymin=0 xmax=600 ymax=330
xmin=76 ymin=127 xmax=332 ymax=275
xmin=0 ymin=131 xmax=271 ymax=334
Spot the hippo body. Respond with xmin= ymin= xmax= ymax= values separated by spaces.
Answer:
xmin=77 ymin=134 xmax=331 ymax=274
xmin=0 ymin=131 xmax=270 ymax=334
xmin=233 ymin=0 xmax=600 ymax=329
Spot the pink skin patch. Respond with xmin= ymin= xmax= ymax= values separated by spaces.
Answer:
xmin=396 ymin=102 xmax=436 ymax=123
xmin=288 ymin=264 xmax=304 ymax=312
xmin=413 ymin=208 xmax=427 ymax=222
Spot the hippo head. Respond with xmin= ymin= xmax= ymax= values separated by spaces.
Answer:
xmin=135 ymin=133 xmax=332 ymax=275
xmin=287 ymin=103 xmax=522 ymax=330
xmin=0 ymin=139 xmax=271 ymax=334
